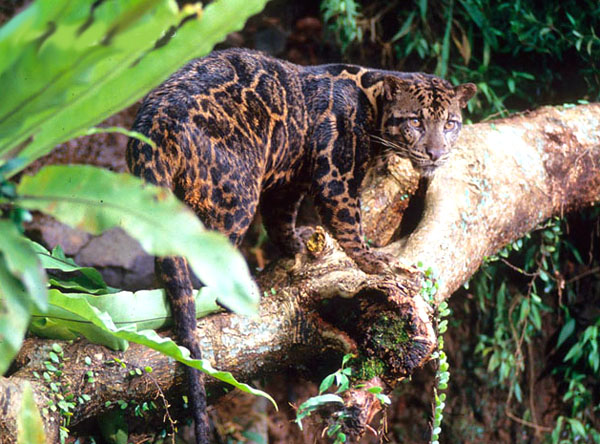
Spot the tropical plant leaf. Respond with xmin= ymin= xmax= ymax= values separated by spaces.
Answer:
xmin=16 ymin=165 xmax=259 ymax=315
xmin=84 ymin=126 xmax=156 ymax=148
xmin=0 ymin=0 xmax=270 ymax=175
xmin=17 ymin=382 xmax=46 ymax=444
xmin=40 ymin=290 xmax=276 ymax=407
xmin=0 ymin=256 xmax=33 ymax=375
xmin=26 ymin=239 xmax=111 ymax=294
xmin=295 ymin=394 xmax=344 ymax=430
xmin=557 ymin=317 xmax=575 ymax=349
xmin=0 ymin=220 xmax=47 ymax=375
xmin=0 ymin=220 xmax=47 ymax=309
xmin=29 ymin=288 xmax=220 ymax=349
xmin=0 ymin=0 xmax=179 ymax=162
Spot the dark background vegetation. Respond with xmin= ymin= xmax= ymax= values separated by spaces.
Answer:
xmin=2 ymin=0 xmax=599 ymax=442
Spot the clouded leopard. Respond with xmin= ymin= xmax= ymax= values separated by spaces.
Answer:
xmin=127 ymin=47 xmax=476 ymax=443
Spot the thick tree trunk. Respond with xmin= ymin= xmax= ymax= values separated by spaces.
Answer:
xmin=1 ymin=104 xmax=599 ymax=443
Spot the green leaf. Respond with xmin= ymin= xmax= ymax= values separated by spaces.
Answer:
xmin=32 ymin=290 xmax=275 ymax=407
xmin=435 ymin=0 xmax=453 ymax=78
xmin=582 ymin=325 xmax=597 ymax=344
xmin=507 ymin=78 xmax=515 ymax=93
xmin=514 ymin=381 xmax=522 ymax=403
xmin=375 ymin=393 xmax=391 ymax=405
xmin=0 ymin=220 xmax=47 ymax=310
xmin=17 ymin=383 xmax=46 ymax=444
xmin=564 ymin=342 xmax=583 ymax=363
xmin=341 ymin=353 xmax=353 ymax=367
xmin=391 ymin=11 xmax=415 ymax=42
xmin=327 ymin=423 xmax=341 ymax=437
xmin=0 ymin=0 xmax=178 ymax=162
xmin=295 ymin=394 xmax=344 ymax=429
xmin=335 ymin=373 xmax=350 ymax=393
xmin=367 ymin=386 xmax=383 ymax=394
xmin=1 ymin=0 xmax=270 ymax=175
xmin=26 ymin=240 xmax=110 ymax=294
xmin=488 ymin=352 xmax=500 ymax=372
xmin=588 ymin=350 xmax=599 ymax=373
xmin=529 ymin=303 xmax=542 ymax=331
xmin=30 ymin=288 xmax=220 ymax=350
xmin=319 ymin=373 xmax=336 ymax=394
xmin=16 ymin=165 xmax=258 ymax=315
xmin=418 ymin=0 xmax=428 ymax=20
xmin=556 ymin=318 xmax=575 ymax=348
xmin=567 ymin=418 xmax=587 ymax=437
xmin=0 ymin=221 xmax=47 ymax=375
xmin=84 ymin=126 xmax=156 ymax=149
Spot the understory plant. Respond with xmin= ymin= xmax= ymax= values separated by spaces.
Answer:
xmin=0 ymin=0 xmax=270 ymax=440
xmin=295 ymin=353 xmax=391 ymax=443
xmin=472 ymin=216 xmax=600 ymax=443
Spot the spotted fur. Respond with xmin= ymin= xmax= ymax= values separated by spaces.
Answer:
xmin=127 ymin=48 xmax=475 ymax=442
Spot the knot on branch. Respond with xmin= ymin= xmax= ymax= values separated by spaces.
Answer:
xmin=271 ymin=228 xmax=437 ymax=385
xmin=316 ymin=280 xmax=436 ymax=385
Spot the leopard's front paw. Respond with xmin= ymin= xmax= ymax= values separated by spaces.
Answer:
xmin=352 ymin=249 xmax=396 ymax=275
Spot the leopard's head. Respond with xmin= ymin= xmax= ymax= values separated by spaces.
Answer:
xmin=376 ymin=74 xmax=476 ymax=175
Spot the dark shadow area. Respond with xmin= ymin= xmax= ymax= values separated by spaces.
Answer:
xmin=393 ymin=177 xmax=429 ymax=241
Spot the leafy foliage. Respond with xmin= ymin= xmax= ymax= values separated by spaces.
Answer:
xmin=321 ymin=0 xmax=600 ymax=121
xmin=17 ymin=383 xmax=46 ymax=444
xmin=296 ymin=353 xmax=391 ymax=442
xmin=469 ymin=217 xmax=600 ymax=442
xmin=430 ymin=301 xmax=450 ymax=444
xmin=320 ymin=2 xmax=600 ymax=442
xmin=0 ymin=1 xmax=271 ymax=435
xmin=16 ymin=165 xmax=259 ymax=315
xmin=41 ymin=289 xmax=276 ymax=407
xmin=321 ymin=0 xmax=363 ymax=53
xmin=0 ymin=0 xmax=269 ymax=175
xmin=0 ymin=219 xmax=47 ymax=375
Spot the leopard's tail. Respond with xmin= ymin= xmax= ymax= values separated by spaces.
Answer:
xmin=156 ymin=256 xmax=210 ymax=444
xmin=127 ymin=123 xmax=210 ymax=444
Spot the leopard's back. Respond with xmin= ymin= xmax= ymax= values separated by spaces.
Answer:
xmin=127 ymin=49 xmax=312 ymax=240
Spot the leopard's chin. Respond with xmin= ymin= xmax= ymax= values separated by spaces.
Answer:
xmin=411 ymin=160 xmax=440 ymax=176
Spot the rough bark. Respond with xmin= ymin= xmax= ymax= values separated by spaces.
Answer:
xmin=1 ymin=104 xmax=599 ymax=443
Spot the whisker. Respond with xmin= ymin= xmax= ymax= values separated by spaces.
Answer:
xmin=370 ymin=134 xmax=407 ymax=152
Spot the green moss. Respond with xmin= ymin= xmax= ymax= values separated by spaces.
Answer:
xmin=357 ymin=357 xmax=387 ymax=380
xmin=370 ymin=314 xmax=410 ymax=350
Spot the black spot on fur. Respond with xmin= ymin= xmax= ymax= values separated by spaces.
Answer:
xmin=328 ymin=180 xmax=345 ymax=196
xmin=315 ymin=155 xmax=330 ymax=179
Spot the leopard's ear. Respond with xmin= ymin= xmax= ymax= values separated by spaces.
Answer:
xmin=383 ymin=76 xmax=411 ymax=101
xmin=455 ymin=83 xmax=477 ymax=108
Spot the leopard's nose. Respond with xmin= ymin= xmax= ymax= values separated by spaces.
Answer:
xmin=426 ymin=146 xmax=445 ymax=161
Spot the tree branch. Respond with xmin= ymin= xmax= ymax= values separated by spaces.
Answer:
xmin=2 ymin=104 xmax=599 ymax=443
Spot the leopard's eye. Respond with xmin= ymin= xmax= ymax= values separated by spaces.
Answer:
xmin=444 ymin=120 xmax=457 ymax=130
xmin=408 ymin=118 xmax=421 ymax=128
